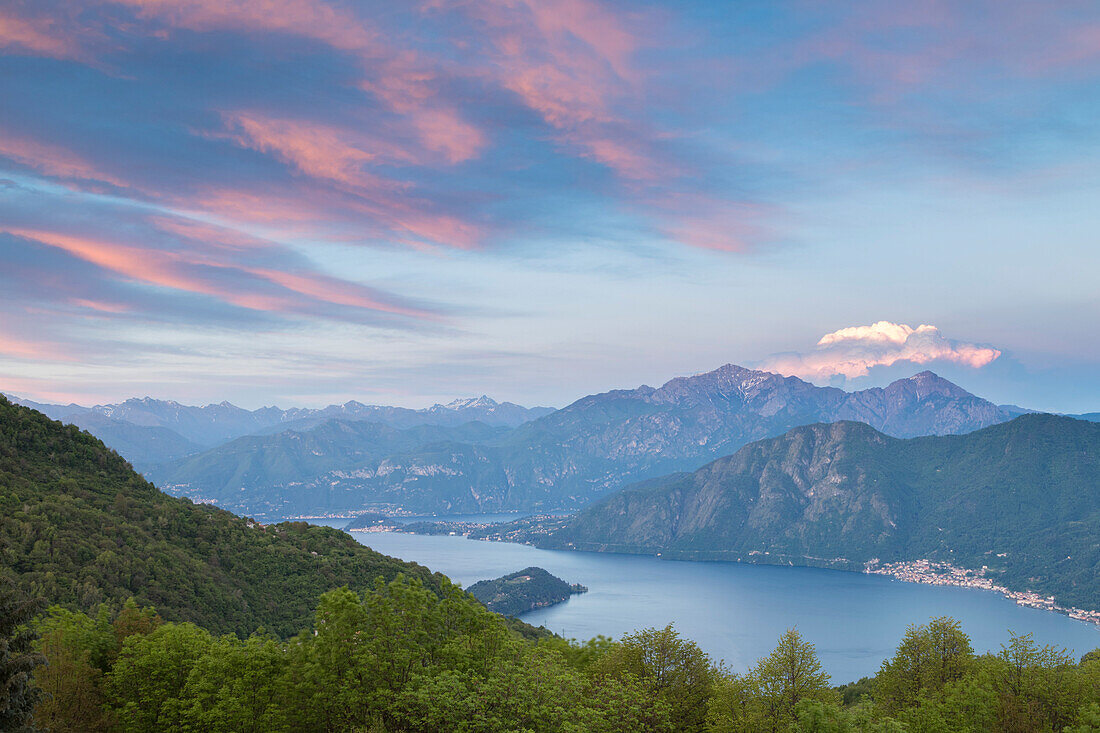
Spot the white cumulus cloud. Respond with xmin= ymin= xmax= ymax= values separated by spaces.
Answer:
xmin=760 ymin=321 xmax=1001 ymax=380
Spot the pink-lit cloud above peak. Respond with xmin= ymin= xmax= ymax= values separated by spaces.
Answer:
xmin=760 ymin=321 xmax=1003 ymax=381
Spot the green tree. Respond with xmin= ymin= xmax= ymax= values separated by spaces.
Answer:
xmin=991 ymin=631 xmax=1081 ymax=732
xmin=106 ymin=622 xmax=214 ymax=732
xmin=178 ymin=633 xmax=288 ymax=733
xmin=874 ymin=616 xmax=973 ymax=714
xmin=0 ymin=587 xmax=44 ymax=733
xmin=746 ymin=628 xmax=836 ymax=732
xmin=1066 ymin=702 xmax=1100 ymax=733
xmin=31 ymin=607 xmax=114 ymax=732
xmin=705 ymin=673 xmax=755 ymax=732
xmin=593 ymin=624 xmax=717 ymax=732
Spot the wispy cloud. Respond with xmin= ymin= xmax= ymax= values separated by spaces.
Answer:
xmin=1 ymin=1 xmax=1098 ymax=407
xmin=0 ymin=7 xmax=86 ymax=61
xmin=0 ymin=195 xmax=441 ymax=327
xmin=0 ymin=127 xmax=127 ymax=190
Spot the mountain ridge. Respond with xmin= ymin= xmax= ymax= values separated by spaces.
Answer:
xmin=3 ymin=392 xmax=555 ymax=470
xmin=151 ymin=365 xmax=1022 ymax=517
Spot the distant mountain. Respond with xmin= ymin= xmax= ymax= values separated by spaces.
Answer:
xmin=0 ymin=398 xmax=201 ymax=471
xmin=1072 ymin=412 xmax=1100 ymax=423
xmin=147 ymin=419 xmax=511 ymax=516
xmin=250 ymin=396 xmax=554 ymax=436
xmin=5 ymin=395 xmax=304 ymax=446
xmin=57 ymin=412 xmax=202 ymax=470
xmin=479 ymin=367 xmax=1014 ymax=507
xmin=526 ymin=414 xmax=1100 ymax=610
xmin=999 ymin=404 xmax=1039 ymax=417
xmin=151 ymin=366 xmax=1020 ymax=517
xmin=3 ymin=393 xmax=553 ymax=469
xmin=0 ymin=395 xmax=441 ymax=637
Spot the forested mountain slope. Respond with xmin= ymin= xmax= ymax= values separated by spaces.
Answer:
xmin=0 ymin=395 xmax=441 ymax=636
xmin=533 ymin=414 xmax=1100 ymax=609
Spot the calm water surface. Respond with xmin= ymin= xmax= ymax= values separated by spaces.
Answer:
xmin=310 ymin=517 xmax=1100 ymax=682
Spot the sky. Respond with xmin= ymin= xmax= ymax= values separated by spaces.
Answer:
xmin=0 ymin=0 xmax=1098 ymax=412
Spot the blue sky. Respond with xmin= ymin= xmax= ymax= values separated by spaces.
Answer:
xmin=0 ymin=0 xmax=1098 ymax=411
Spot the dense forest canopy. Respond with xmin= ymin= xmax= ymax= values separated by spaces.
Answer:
xmin=10 ymin=582 xmax=1100 ymax=732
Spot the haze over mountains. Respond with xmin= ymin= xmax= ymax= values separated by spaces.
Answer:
xmin=20 ymin=364 xmax=1039 ymax=518
xmin=7 ymin=394 xmax=553 ymax=466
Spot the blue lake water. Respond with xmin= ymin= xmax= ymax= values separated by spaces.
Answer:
xmin=310 ymin=518 xmax=1100 ymax=683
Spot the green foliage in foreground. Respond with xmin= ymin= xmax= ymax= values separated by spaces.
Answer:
xmin=15 ymin=577 xmax=1100 ymax=733
xmin=0 ymin=587 xmax=44 ymax=732
xmin=0 ymin=395 xmax=442 ymax=637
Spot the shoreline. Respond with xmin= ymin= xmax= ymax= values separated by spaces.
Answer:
xmin=331 ymin=514 xmax=1100 ymax=630
xmin=864 ymin=559 xmax=1100 ymax=627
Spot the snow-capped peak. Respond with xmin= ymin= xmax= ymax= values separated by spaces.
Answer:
xmin=442 ymin=395 xmax=498 ymax=411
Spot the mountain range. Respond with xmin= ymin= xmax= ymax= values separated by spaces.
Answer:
xmin=516 ymin=413 xmax=1100 ymax=609
xmin=153 ymin=419 xmax=512 ymax=514
xmin=149 ymin=365 xmax=1023 ymax=516
xmin=6 ymin=393 xmax=553 ymax=471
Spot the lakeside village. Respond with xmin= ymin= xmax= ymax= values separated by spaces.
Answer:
xmin=865 ymin=559 xmax=1100 ymax=627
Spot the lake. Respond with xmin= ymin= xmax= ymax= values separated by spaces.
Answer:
xmin=311 ymin=518 xmax=1100 ymax=683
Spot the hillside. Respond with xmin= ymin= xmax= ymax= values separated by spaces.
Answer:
xmin=152 ymin=366 xmax=1017 ymax=516
xmin=526 ymin=414 xmax=1100 ymax=609
xmin=0 ymin=395 xmax=441 ymax=637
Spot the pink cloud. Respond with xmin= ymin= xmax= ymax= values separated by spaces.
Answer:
xmin=251 ymin=269 xmax=435 ymax=320
xmin=70 ymin=298 xmax=133 ymax=314
xmin=787 ymin=0 xmax=1100 ymax=100
xmin=190 ymin=188 xmax=327 ymax=226
xmin=0 ymin=9 xmax=75 ymax=59
xmin=1 ymin=0 xmax=772 ymax=256
xmin=3 ymin=223 xmax=438 ymax=322
xmin=117 ymin=0 xmax=377 ymax=53
xmin=124 ymin=0 xmax=486 ymax=168
xmin=0 ymin=331 xmax=71 ymax=361
xmin=211 ymin=113 xmax=485 ymax=248
xmin=649 ymin=194 xmax=774 ymax=253
xmin=522 ymin=0 xmax=640 ymax=82
xmin=760 ymin=321 xmax=1002 ymax=380
xmin=438 ymin=0 xmax=654 ymax=181
xmin=0 ymin=128 xmax=128 ymax=189
xmin=400 ymin=105 xmax=486 ymax=165
xmin=222 ymin=113 xmax=411 ymax=190
xmin=5 ymin=227 xmax=283 ymax=310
